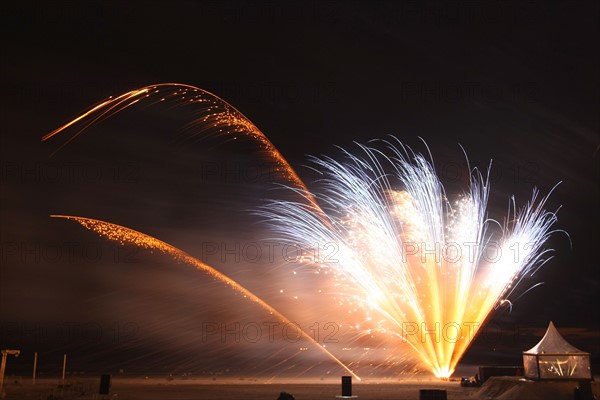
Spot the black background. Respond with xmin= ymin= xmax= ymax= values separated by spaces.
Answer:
xmin=1 ymin=1 xmax=598 ymax=377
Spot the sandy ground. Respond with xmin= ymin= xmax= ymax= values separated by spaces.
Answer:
xmin=3 ymin=377 xmax=599 ymax=400
xmin=2 ymin=378 xmax=477 ymax=400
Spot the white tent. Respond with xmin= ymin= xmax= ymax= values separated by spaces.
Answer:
xmin=523 ymin=321 xmax=591 ymax=380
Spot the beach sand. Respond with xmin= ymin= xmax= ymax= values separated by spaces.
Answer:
xmin=3 ymin=376 xmax=599 ymax=400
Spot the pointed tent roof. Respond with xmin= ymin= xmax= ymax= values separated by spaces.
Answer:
xmin=524 ymin=321 xmax=588 ymax=354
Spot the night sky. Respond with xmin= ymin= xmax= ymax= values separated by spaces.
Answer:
xmin=1 ymin=1 xmax=598 ymax=378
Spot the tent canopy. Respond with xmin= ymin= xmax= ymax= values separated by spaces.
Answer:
xmin=523 ymin=321 xmax=591 ymax=380
xmin=524 ymin=321 xmax=588 ymax=355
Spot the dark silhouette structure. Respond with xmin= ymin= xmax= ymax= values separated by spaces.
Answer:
xmin=276 ymin=391 xmax=294 ymax=400
xmin=99 ymin=374 xmax=111 ymax=395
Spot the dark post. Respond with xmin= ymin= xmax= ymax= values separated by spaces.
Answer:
xmin=419 ymin=389 xmax=447 ymax=400
xmin=99 ymin=374 xmax=111 ymax=395
xmin=341 ymin=375 xmax=352 ymax=397
xmin=574 ymin=381 xmax=594 ymax=400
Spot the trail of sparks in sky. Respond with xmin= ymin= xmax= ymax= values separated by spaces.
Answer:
xmin=50 ymin=214 xmax=361 ymax=380
xmin=42 ymin=83 xmax=309 ymax=197
xmin=259 ymin=138 xmax=560 ymax=378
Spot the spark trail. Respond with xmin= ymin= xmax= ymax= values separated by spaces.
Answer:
xmin=259 ymin=138 xmax=560 ymax=378
xmin=42 ymin=83 xmax=308 ymax=195
xmin=50 ymin=214 xmax=361 ymax=380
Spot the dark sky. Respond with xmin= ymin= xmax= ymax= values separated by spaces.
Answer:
xmin=1 ymin=1 xmax=598 ymax=378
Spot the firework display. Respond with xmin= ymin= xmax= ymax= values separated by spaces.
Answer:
xmin=44 ymin=85 xmax=560 ymax=378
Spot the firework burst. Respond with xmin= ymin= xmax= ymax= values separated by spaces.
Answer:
xmin=259 ymin=138 xmax=559 ymax=378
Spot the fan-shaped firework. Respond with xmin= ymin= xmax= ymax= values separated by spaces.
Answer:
xmin=259 ymin=138 xmax=559 ymax=378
